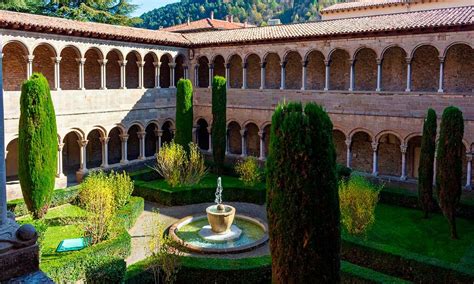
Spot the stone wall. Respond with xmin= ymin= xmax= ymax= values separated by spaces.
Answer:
xmin=354 ymin=48 xmax=377 ymax=91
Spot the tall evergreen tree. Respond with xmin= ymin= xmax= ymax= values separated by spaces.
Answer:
xmin=418 ymin=108 xmax=437 ymax=218
xmin=18 ymin=73 xmax=58 ymax=219
xmin=436 ymin=106 xmax=464 ymax=239
xmin=211 ymin=76 xmax=227 ymax=174
xmin=174 ymin=79 xmax=193 ymax=152
xmin=266 ymin=102 xmax=340 ymax=283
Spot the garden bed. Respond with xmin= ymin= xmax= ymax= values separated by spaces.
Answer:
xmin=133 ymin=173 xmax=266 ymax=205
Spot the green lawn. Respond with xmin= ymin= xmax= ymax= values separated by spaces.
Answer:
xmin=345 ymin=203 xmax=474 ymax=266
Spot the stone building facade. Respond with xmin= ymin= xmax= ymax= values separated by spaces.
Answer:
xmin=1 ymin=4 xmax=473 ymax=199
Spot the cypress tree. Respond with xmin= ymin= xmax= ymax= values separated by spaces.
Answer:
xmin=211 ymin=76 xmax=227 ymax=174
xmin=18 ymin=73 xmax=58 ymax=219
xmin=418 ymin=108 xmax=437 ymax=218
xmin=174 ymin=79 xmax=193 ymax=152
xmin=266 ymin=102 xmax=340 ymax=283
xmin=436 ymin=106 xmax=464 ymax=239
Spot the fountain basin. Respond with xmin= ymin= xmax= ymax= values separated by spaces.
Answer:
xmin=206 ymin=204 xmax=235 ymax=234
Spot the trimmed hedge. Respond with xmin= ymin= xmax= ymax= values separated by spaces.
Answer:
xmin=341 ymin=235 xmax=474 ymax=283
xmin=115 ymin=196 xmax=145 ymax=230
xmin=175 ymin=79 xmax=194 ymax=151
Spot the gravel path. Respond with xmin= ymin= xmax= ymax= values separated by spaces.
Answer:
xmin=126 ymin=201 xmax=270 ymax=265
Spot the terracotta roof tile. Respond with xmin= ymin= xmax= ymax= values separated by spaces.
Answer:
xmin=184 ymin=6 xmax=474 ymax=45
xmin=162 ymin=18 xmax=252 ymax=33
xmin=321 ymin=0 xmax=407 ymax=13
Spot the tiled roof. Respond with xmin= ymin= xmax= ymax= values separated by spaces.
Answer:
xmin=321 ymin=0 xmax=408 ymax=13
xmin=162 ymin=18 xmax=253 ymax=33
xmin=184 ymin=6 xmax=474 ymax=45
xmin=0 ymin=9 xmax=190 ymax=46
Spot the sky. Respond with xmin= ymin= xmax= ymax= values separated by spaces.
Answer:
xmin=131 ymin=0 xmax=179 ymax=17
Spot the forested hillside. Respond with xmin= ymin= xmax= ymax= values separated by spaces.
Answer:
xmin=138 ymin=0 xmax=341 ymax=30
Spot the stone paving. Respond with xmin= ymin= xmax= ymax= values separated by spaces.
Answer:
xmin=126 ymin=201 xmax=270 ymax=265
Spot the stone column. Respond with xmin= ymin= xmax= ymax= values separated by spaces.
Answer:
xmin=400 ymin=143 xmax=408 ymax=181
xmin=208 ymin=131 xmax=212 ymax=153
xmin=78 ymin=139 xmax=88 ymax=172
xmin=242 ymin=63 xmax=248 ymax=89
xmin=376 ymin=58 xmax=382 ymax=92
xmin=119 ymin=60 xmax=127 ymax=89
xmin=156 ymin=130 xmax=163 ymax=152
xmin=240 ymin=129 xmax=246 ymax=157
xmin=192 ymin=127 xmax=198 ymax=144
xmin=53 ymin=56 xmax=61 ymax=91
xmin=405 ymin=57 xmax=412 ymax=92
xmin=99 ymin=59 xmax=108 ymax=90
xmin=371 ymin=141 xmax=378 ymax=176
xmin=258 ymin=131 xmax=264 ymax=160
xmin=466 ymin=153 xmax=472 ymax=190
xmin=57 ymin=143 xmax=65 ymax=178
xmin=169 ymin=63 xmax=176 ymax=88
xmin=77 ymin=58 xmax=86 ymax=90
xmin=301 ymin=60 xmax=308 ymax=91
xmin=26 ymin=54 xmax=34 ymax=78
xmin=225 ymin=63 xmax=231 ymax=89
xmin=120 ymin=134 xmax=129 ymax=164
xmin=137 ymin=60 xmax=145 ymax=89
xmin=260 ymin=62 xmax=266 ymax=89
xmin=100 ymin=137 xmax=109 ymax=168
xmin=137 ymin=131 xmax=146 ymax=160
xmin=438 ymin=56 xmax=445 ymax=93
xmin=345 ymin=138 xmax=351 ymax=168
xmin=280 ymin=61 xmax=286 ymax=90
xmin=348 ymin=59 xmax=355 ymax=91
xmin=324 ymin=60 xmax=330 ymax=91
xmin=208 ymin=64 xmax=213 ymax=88
xmin=194 ymin=64 xmax=199 ymax=87
xmin=153 ymin=62 xmax=161 ymax=88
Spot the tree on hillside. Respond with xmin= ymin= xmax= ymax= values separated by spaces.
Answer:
xmin=18 ymin=73 xmax=58 ymax=219
xmin=418 ymin=108 xmax=437 ymax=218
xmin=211 ymin=76 xmax=227 ymax=174
xmin=266 ymin=102 xmax=340 ymax=282
xmin=175 ymin=79 xmax=193 ymax=152
xmin=436 ymin=106 xmax=464 ymax=239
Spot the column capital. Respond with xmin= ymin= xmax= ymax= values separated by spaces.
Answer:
xmin=324 ymin=59 xmax=331 ymax=66
xmin=376 ymin=58 xmax=383 ymax=65
xmin=100 ymin=137 xmax=110 ymax=144
xmin=225 ymin=63 xmax=231 ymax=69
xmin=26 ymin=54 xmax=35 ymax=62
xmin=58 ymin=143 xmax=65 ymax=151
xmin=137 ymin=131 xmax=146 ymax=139
xmin=438 ymin=56 xmax=445 ymax=63
xmin=155 ymin=130 xmax=163 ymax=137
xmin=118 ymin=60 xmax=127 ymax=66
xmin=260 ymin=62 xmax=267 ymax=68
xmin=120 ymin=134 xmax=129 ymax=142
xmin=345 ymin=138 xmax=352 ymax=147
xmin=77 ymin=57 xmax=86 ymax=65
xmin=169 ymin=63 xmax=177 ymax=68
xmin=302 ymin=60 xmax=309 ymax=67
xmin=280 ymin=61 xmax=287 ymax=68
xmin=243 ymin=62 xmax=248 ymax=69
xmin=348 ymin=59 xmax=355 ymax=65
xmin=466 ymin=153 xmax=473 ymax=161
xmin=98 ymin=59 xmax=108 ymax=65
xmin=258 ymin=131 xmax=264 ymax=138
xmin=400 ymin=143 xmax=408 ymax=154
xmin=240 ymin=129 xmax=246 ymax=136
xmin=371 ymin=141 xmax=379 ymax=152
xmin=209 ymin=63 xmax=214 ymax=69
xmin=136 ymin=61 xmax=145 ymax=67
xmin=153 ymin=61 xmax=161 ymax=67
xmin=405 ymin=57 xmax=412 ymax=64
xmin=53 ymin=56 xmax=62 ymax=63
xmin=77 ymin=139 xmax=88 ymax=147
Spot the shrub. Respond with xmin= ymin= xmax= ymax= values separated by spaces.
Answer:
xmin=211 ymin=76 xmax=227 ymax=174
xmin=336 ymin=163 xmax=352 ymax=180
xmin=235 ymin=157 xmax=262 ymax=186
xmin=175 ymin=79 xmax=193 ymax=152
xmin=80 ymin=172 xmax=116 ymax=244
xmin=418 ymin=109 xmax=437 ymax=218
xmin=111 ymin=170 xmax=134 ymax=209
xmin=266 ymin=102 xmax=340 ymax=282
xmin=339 ymin=176 xmax=380 ymax=235
xmin=436 ymin=106 xmax=464 ymax=239
xmin=18 ymin=73 xmax=58 ymax=219
xmin=152 ymin=141 xmax=206 ymax=187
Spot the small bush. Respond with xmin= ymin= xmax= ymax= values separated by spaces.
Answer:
xmin=80 ymin=172 xmax=116 ymax=244
xmin=152 ymin=141 xmax=206 ymax=187
xmin=111 ymin=170 xmax=134 ymax=209
xmin=339 ymin=176 xmax=381 ymax=235
xmin=235 ymin=157 xmax=262 ymax=186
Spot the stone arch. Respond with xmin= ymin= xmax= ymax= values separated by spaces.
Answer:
xmin=126 ymin=51 xmax=140 ymax=89
xmin=2 ymin=41 xmax=28 ymax=91
xmin=406 ymin=134 xmax=422 ymax=179
xmin=144 ymin=52 xmax=157 ymax=89
xmin=227 ymin=121 xmax=242 ymax=155
xmin=264 ymin=52 xmax=281 ymax=89
xmin=62 ymin=131 xmax=81 ymax=176
xmin=6 ymin=138 xmax=19 ymax=180
xmin=145 ymin=123 xmax=158 ymax=157
xmin=329 ymin=48 xmax=350 ymax=90
xmin=213 ymin=55 xmax=226 ymax=78
xmin=198 ymin=56 xmax=209 ymax=88
xmin=381 ymin=46 xmax=407 ymax=92
xmin=411 ymin=45 xmax=439 ymax=92
xmin=306 ymin=50 xmax=325 ymax=90
xmin=59 ymin=46 xmax=80 ymax=90
xmin=228 ymin=54 xmax=243 ymax=88
xmin=175 ymin=53 xmax=185 ymax=83
xmin=108 ymin=127 xmax=123 ymax=165
xmin=127 ymin=124 xmax=141 ymax=161
xmin=32 ymin=43 xmax=56 ymax=88
xmin=245 ymin=122 xmax=260 ymax=157
xmin=377 ymin=133 xmax=402 ymax=176
xmin=161 ymin=121 xmax=174 ymax=145
xmin=106 ymin=49 xmax=123 ymax=89
xmin=350 ymin=131 xmax=373 ymax=173
xmin=354 ymin=48 xmax=377 ymax=91
xmin=160 ymin=53 xmax=172 ymax=88
xmin=84 ymin=48 xmax=102 ymax=90
xmin=284 ymin=51 xmax=302 ymax=90
xmin=333 ymin=130 xmax=346 ymax=166
xmin=443 ymin=43 xmax=473 ymax=93
xmin=86 ymin=129 xmax=104 ymax=169
xmin=197 ymin=118 xmax=209 ymax=150
xmin=246 ymin=53 xmax=261 ymax=89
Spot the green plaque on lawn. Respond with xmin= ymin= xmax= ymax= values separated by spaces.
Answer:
xmin=56 ymin=237 xmax=88 ymax=253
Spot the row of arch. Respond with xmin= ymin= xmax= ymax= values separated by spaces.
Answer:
xmin=196 ymin=43 xmax=473 ymax=93
xmin=2 ymin=41 xmax=187 ymax=91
